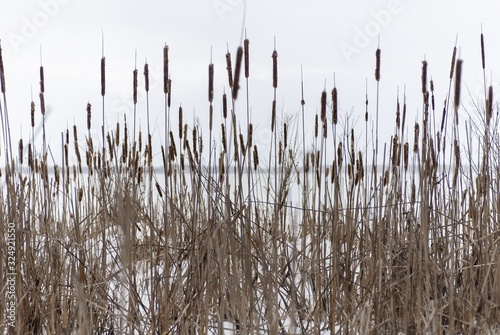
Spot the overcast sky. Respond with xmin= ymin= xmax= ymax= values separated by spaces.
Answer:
xmin=1 ymin=0 xmax=499 ymax=166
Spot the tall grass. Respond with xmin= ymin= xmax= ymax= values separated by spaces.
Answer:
xmin=0 ymin=33 xmax=499 ymax=334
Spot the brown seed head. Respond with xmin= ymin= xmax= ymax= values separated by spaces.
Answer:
xmin=375 ymin=48 xmax=381 ymax=82
xmin=39 ymin=92 xmax=45 ymax=116
xmin=232 ymin=46 xmax=243 ymax=100
xmin=101 ymin=57 xmax=106 ymax=96
xmin=178 ymin=105 xmax=183 ymax=139
xmin=244 ymin=38 xmax=249 ymax=79
xmin=454 ymin=59 xmax=463 ymax=111
xmin=421 ymin=60 xmax=427 ymax=94
xmin=272 ymin=49 xmax=278 ymax=88
xmin=144 ymin=62 xmax=149 ymax=92
xmin=332 ymin=87 xmax=338 ymax=125
xmin=209 ymin=63 xmax=214 ymax=103
xmin=163 ymin=44 xmax=169 ymax=94
xmin=320 ymin=90 xmax=327 ymax=122
xmin=86 ymin=102 xmax=92 ymax=130
xmin=449 ymin=46 xmax=457 ymax=79
xmin=481 ymin=32 xmax=486 ymax=70
xmin=226 ymin=51 xmax=233 ymax=88
xmin=222 ymin=93 xmax=228 ymax=119
xmin=39 ymin=66 xmax=44 ymax=93
xmin=31 ymin=101 xmax=35 ymax=128
xmin=133 ymin=69 xmax=138 ymax=104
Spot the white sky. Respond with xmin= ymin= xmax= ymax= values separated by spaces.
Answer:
xmin=1 ymin=0 xmax=499 ymax=166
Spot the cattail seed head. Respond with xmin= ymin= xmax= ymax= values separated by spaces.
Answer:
xmin=244 ymin=38 xmax=249 ymax=79
xmin=481 ymin=32 xmax=486 ymax=70
xmin=272 ymin=49 xmax=278 ymax=88
xmin=396 ymin=98 xmax=400 ymax=129
xmin=144 ymin=62 xmax=149 ymax=92
xmin=375 ymin=48 xmax=381 ymax=82
xmin=18 ymin=139 xmax=23 ymax=165
xmin=413 ymin=123 xmax=420 ymax=153
xmin=253 ymin=145 xmax=259 ymax=170
xmin=0 ymin=42 xmax=5 ymax=93
xmin=283 ymin=122 xmax=287 ymax=148
xmin=239 ymin=133 xmax=245 ymax=156
xmin=208 ymin=63 xmax=214 ymax=103
xmin=337 ymin=142 xmax=343 ymax=168
xmin=31 ymin=101 xmax=35 ymax=128
xmin=39 ymin=66 xmax=44 ymax=93
xmin=86 ymin=102 xmax=92 ymax=130
xmin=221 ymin=124 xmax=227 ymax=152
xmin=403 ymin=142 xmax=409 ymax=171
xmin=314 ymin=114 xmax=318 ymax=138
xmin=101 ymin=57 xmax=106 ymax=96
xmin=222 ymin=92 xmax=228 ymax=119
xmin=133 ymin=69 xmax=138 ymax=104
xmin=226 ymin=51 xmax=233 ymax=88
xmin=421 ymin=60 xmax=427 ymax=94
xmin=487 ymin=85 xmax=493 ymax=126
xmin=320 ymin=90 xmax=327 ymax=122
xmin=332 ymin=87 xmax=338 ymax=125
xmin=454 ymin=59 xmax=463 ymax=111
xmin=163 ymin=45 xmax=169 ymax=94
xmin=232 ymin=46 xmax=243 ymax=100
xmin=178 ymin=106 xmax=183 ymax=139
xmin=248 ymin=123 xmax=253 ymax=148
xmin=39 ymin=92 xmax=45 ymax=116
xmin=323 ymin=120 xmax=327 ymax=139
xmin=449 ymin=46 xmax=457 ymax=79
xmin=28 ymin=144 xmax=33 ymax=170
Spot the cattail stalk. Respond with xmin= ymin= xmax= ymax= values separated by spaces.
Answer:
xmin=232 ymin=46 xmax=243 ymax=100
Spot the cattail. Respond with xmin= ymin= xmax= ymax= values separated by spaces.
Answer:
xmin=421 ymin=60 xmax=427 ymax=94
xmin=18 ymin=139 xmax=23 ymax=165
xmin=430 ymin=79 xmax=435 ymax=110
xmin=305 ymin=153 xmax=310 ymax=173
xmin=31 ymin=101 xmax=35 ymax=128
xmin=169 ymin=131 xmax=176 ymax=157
xmin=350 ymin=128 xmax=355 ymax=166
xmin=272 ymin=49 xmax=278 ymax=88
xmin=454 ymin=59 xmax=463 ymax=112
xmin=481 ymin=31 xmax=486 ymax=70
xmin=39 ymin=92 xmax=45 ymax=115
xmin=253 ymin=145 xmax=259 ymax=170
xmin=115 ymin=122 xmax=120 ymax=146
xmin=226 ymin=50 xmax=233 ymax=88
xmin=101 ymin=57 xmax=106 ymax=96
xmin=314 ymin=114 xmax=318 ymax=138
xmin=221 ymin=124 xmax=227 ymax=152
xmin=133 ymin=69 xmax=138 ymax=104
xmin=357 ymin=151 xmax=364 ymax=181
xmin=271 ymin=100 xmax=276 ymax=132
xmin=395 ymin=97 xmax=400 ymax=129
xmin=163 ymin=44 xmax=169 ymax=94
xmin=391 ymin=135 xmax=398 ymax=168
xmin=239 ymin=133 xmax=245 ymax=156
xmin=283 ymin=122 xmax=287 ymax=148
xmin=191 ymin=128 xmax=197 ymax=156
xmin=320 ymin=90 xmax=327 ymax=122
xmin=244 ymin=38 xmax=249 ymax=79
xmin=0 ymin=42 xmax=5 ymax=93
xmin=222 ymin=92 xmax=228 ymax=119
xmin=449 ymin=46 xmax=457 ymax=79
xmin=144 ymin=62 xmax=149 ymax=92
xmin=403 ymin=142 xmax=409 ymax=171
xmin=323 ymin=120 xmax=327 ymax=139
xmin=39 ymin=65 xmax=45 ymax=93
xmin=332 ymin=87 xmax=338 ymax=125
xmin=183 ymin=124 xmax=188 ymax=150
xmin=219 ymin=152 xmax=225 ymax=177
xmin=278 ymin=141 xmax=282 ymax=165
xmin=208 ymin=63 xmax=214 ymax=103
xmin=248 ymin=123 xmax=253 ymax=148
xmin=64 ymin=143 xmax=68 ymax=167
xmin=232 ymin=46 xmax=243 ymax=100
xmin=413 ymin=123 xmax=420 ymax=153
xmin=86 ymin=102 xmax=92 ymax=130
xmin=402 ymin=99 xmax=407 ymax=131
xmin=375 ymin=48 xmax=381 ymax=82
xmin=28 ymin=143 xmax=33 ymax=169
xmin=178 ymin=106 xmax=183 ymax=139
xmin=337 ymin=142 xmax=343 ymax=168
xmin=486 ymin=85 xmax=493 ymax=126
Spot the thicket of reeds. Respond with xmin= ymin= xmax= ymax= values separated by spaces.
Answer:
xmin=0 ymin=31 xmax=499 ymax=334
